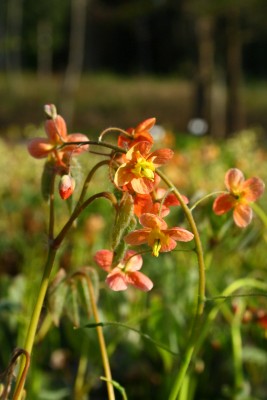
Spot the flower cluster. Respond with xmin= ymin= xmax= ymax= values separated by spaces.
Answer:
xmin=27 ymin=109 xmax=265 ymax=293
xmin=28 ymin=104 xmax=89 ymax=199
xmin=97 ymin=118 xmax=194 ymax=291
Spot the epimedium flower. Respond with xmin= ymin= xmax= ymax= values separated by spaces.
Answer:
xmin=124 ymin=213 xmax=194 ymax=257
xmin=94 ymin=249 xmax=153 ymax=291
xmin=213 ymin=168 xmax=265 ymax=228
xmin=134 ymin=188 xmax=189 ymax=217
xmin=118 ymin=118 xmax=155 ymax=149
xmin=114 ymin=141 xmax=174 ymax=194
xmin=27 ymin=104 xmax=89 ymax=167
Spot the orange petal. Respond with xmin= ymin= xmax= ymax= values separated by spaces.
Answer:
xmin=106 ymin=268 xmax=128 ymax=291
xmin=166 ymin=227 xmax=194 ymax=242
xmin=160 ymin=237 xmax=177 ymax=252
xmin=124 ymin=251 xmax=143 ymax=271
xmin=45 ymin=115 xmax=67 ymax=143
xmin=27 ymin=138 xmax=54 ymax=158
xmin=139 ymin=213 xmax=168 ymax=229
xmin=241 ymin=177 xmax=265 ymax=202
xmin=131 ymin=177 xmax=156 ymax=194
xmin=213 ymin=194 xmax=235 ymax=215
xmin=135 ymin=118 xmax=156 ymax=133
xmin=94 ymin=249 xmax=113 ymax=271
xmin=124 ymin=229 xmax=150 ymax=245
xmin=126 ymin=271 xmax=153 ymax=291
xmin=233 ymin=204 xmax=252 ymax=228
xmin=114 ymin=164 xmax=133 ymax=187
xmin=64 ymin=133 xmax=89 ymax=154
xmin=225 ymin=168 xmax=244 ymax=192
xmin=149 ymin=148 xmax=174 ymax=166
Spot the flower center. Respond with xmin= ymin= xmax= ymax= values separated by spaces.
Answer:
xmin=131 ymin=156 xmax=155 ymax=180
xmin=147 ymin=228 xmax=169 ymax=257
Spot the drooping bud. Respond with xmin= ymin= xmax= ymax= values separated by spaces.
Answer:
xmin=59 ymin=175 xmax=75 ymax=200
xmin=44 ymin=104 xmax=57 ymax=120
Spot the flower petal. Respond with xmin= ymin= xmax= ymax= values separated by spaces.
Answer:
xmin=139 ymin=213 xmax=168 ymax=230
xmin=126 ymin=271 xmax=153 ymax=291
xmin=106 ymin=268 xmax=128 ymax=291
xmin=160 ymin=237 xmax=177 ymax=252
xmin=213 ymin=194 xmax=235 ymax=215
xmin=64 ymin=133 xmax=89 ymax=153
xmin=166 ymin=227 xmax=194 ymax=242
xmin=124 ymin=251 xmax=143 ymax=271
xmin=27 ymin=138 xmax=54 ymax=158
xmin=94 ymin=249 xmax=113 ymax=271
xmin=126 ymin=141 xmax=152 ymax=161
xmin=134 ymin=194 xmax=153 ymax=217
xmin=233 ymin=204 xmax=253 ymax=228
xmin=241 ymin=177 xmax=265 ymax=202
xmin=135 ymin=118 xmax=156 ymax=133
xmin=131 ymin=177 xmax=156 ymax=194
xmin=124 ymin=230 xmax=150 ymax=245
xmin=149 ymin=148 xmax=174 ymax=166
xmin=225 ymin=168 xmax=244 ymax=192
xmin=114 ymin=164 xmax=133 ymax=187
xmin=45 ymin=115 xmax=67 ymax=143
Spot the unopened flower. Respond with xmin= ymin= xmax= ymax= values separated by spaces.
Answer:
xmin=213 ymin=168 xmax=265 ymax=227
xmin=118 ymin=118 xmax=155 ymax=149
xmin=27 ymin=105 xmax=89 ymax=167
xmin=124 ymin=213 xmax=194 ymax=257
xmin=114 ymin=141 xmax=173 ymax=194
xmin=59 ymin=175 xmax=75 ymax=200
xmin=94 ymin=250 xmax=153 ymax=291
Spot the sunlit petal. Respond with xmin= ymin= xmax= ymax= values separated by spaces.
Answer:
xmin=225 ymin=168 xmax=244 ymax=192
xmin=126 ymin=271 xmax=153 ymax=291
xmin=213 ymin=194 xmax=235 ymax=215
xmin=233 ymin=204 xmax=253 ymax=228
xmin=241 ymin=177 xmax=265 ymax=202
xmin=94 ymin=249 xmax=113 ymax=271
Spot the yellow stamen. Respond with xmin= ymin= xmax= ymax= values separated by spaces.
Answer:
xmin=152 ymin=239 xmax=161 ymax=257
xmin=131 ymin=157 xmax=155 ymax=180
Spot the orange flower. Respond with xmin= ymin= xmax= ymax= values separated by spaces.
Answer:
xmin=94 ymin=250 xmax=153 ymax=291
xmin=114 ymin=141 xmax=173 ymax=194
xmin=213 ymin=168 xmax=265 ymax=227
xmin=118 ymin=118 xmax=155 ymax=149
xmin=124 ymin=213 xmax=194 ymax=257
xmin=134 ymin=188 xmax=189 ymax=217
xmin=27 ymin=105 xmax=89 ymax=167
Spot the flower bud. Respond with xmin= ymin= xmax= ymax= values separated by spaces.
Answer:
xmin=59 ymin=175 xmax=75 ymax=200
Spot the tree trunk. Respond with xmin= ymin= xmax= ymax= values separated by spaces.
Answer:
xmin=60 ymin=0 xmax=88 ymax=127
xmin=193 ymin=16 xmax=214 ymax=134
xmin=225 ymin=9 xmax=244 ymax=135
xmin=37 ymin=20 xmax=53 ymax=78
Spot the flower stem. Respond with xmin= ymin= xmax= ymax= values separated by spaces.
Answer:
xmin=157 ymin=169 xmax=206 ymax=312
xmin=74 ymin=273 xmax=115 ymax=400
xmin=156 ymin=169 xmax=206 ymax=400
xmin=14 ymin=247 xmax=57 ymax=400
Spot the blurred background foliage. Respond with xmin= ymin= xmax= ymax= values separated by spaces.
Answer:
xmin=1 ymin=0 xmax=267 ymax=399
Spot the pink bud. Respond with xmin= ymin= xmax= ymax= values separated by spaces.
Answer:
xmin=59 ymin=175 xmax=75 ymax=200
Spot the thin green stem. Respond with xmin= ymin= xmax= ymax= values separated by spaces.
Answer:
xmin=156 ymin=170 xmax=206 ymax=400
xmin=157 ymin=169 xmax=206 ymax=312
xmin=190 ymin=191 xmax=226 ymax=212
xmin=54 ymin=192 xmax=117 ymax=248
xmin=14 ymin=247 xmax=57 ymax=400
xmin=74 ymin=273 xmax=115 ymax=400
